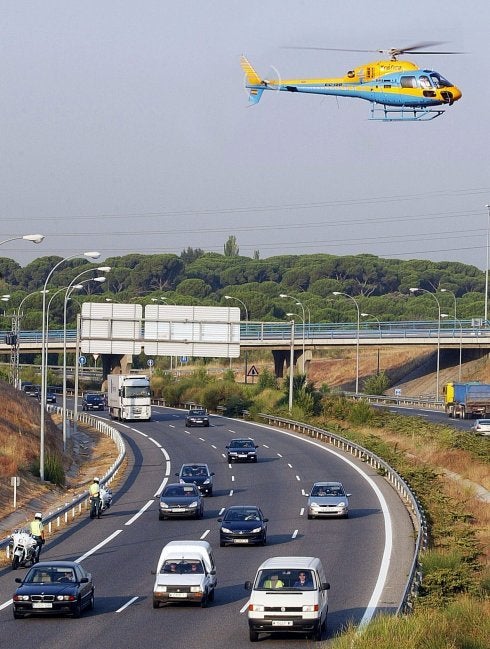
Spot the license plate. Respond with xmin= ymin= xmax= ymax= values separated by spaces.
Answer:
xmin=32 ymin=602 xmax=53 ymax=609
xmin=238 ymin=454 xmax=247 ymax=458
xmin=168 ymin=592 xmax=187 ymax=598
xmin=233 ymin=538 xmax=249 ymax=543
xmin=170 ymin=508 xmax=186 ymax=512
xmin=272 ymin=620 xmax=293 ymax=627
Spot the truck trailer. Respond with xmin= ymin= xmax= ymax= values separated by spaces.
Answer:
xmin=107 ymin=374 xmax=151 ymax=421
xmin=443 ymin=381 xmax=490 ymax=419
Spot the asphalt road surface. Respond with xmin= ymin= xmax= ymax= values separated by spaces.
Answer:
xmin=0 ymin=406 xmax=415 ymax=649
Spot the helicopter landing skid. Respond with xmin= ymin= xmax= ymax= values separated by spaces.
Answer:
xmin=370 ymin=104 xmax=445 ymax=121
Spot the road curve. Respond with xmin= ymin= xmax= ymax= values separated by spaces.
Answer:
xmin=0 ymin=407 xmax=414 ymax=648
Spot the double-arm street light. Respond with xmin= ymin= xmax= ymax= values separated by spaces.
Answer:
xmin=333 ymin=292 xmax=360 ymax=394
xmin=39 ymin=252 xmax=100 ymax=481
xmin=224 ymin=295 xmax=249 ymax=382
xmin=409 ymin=287 xmax=443 ymax=401
xmin=286 ymin=312 xmax=305 ymax=373
xmin=361 ymin=312 xmax=381 ymax=375
xmin=280 ymin=294 xmax=308 ymax=375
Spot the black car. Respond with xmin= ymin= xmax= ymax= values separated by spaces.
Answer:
xmin=82 ymin=393 xmax=105 ymax=411
xmin=176 ymin=463 xmax=215 ymax=496
xmin=12 ymin=561 xmax=94 ymax=618
xmin=218 ymin=506 xmax=268 ymax=547
xmin=226 ymin=438 xmax=259 ymax=463
xmin=185 ymin=408 xmax=210 ymax=427
xmin=158 ymin=483 xmax=204 ymax=520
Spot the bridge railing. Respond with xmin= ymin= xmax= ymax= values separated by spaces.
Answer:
xmin=0 ymin=409 xmax=125 ymax=556
xmin=258 ymin=412 xmax=428 ymax=614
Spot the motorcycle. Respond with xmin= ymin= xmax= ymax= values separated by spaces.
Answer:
xmin=89 ymin=486 xmax=113 ymax=519
xmin=9 ymin=528 xmax=37 ymax=570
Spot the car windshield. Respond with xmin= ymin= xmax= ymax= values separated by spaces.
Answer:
xmin=311 ymin=485 xmax=344 ymax=497
xmin=225 ymin=508 xmax=261 ymax=522
xmin=182 ymin=466 xmax=208 ymax=477
xmin=26 ymin=567 xmax=76 ymax=584
xmin=233 ymin=440 xmax=254 ymax=448
xmin=163 ymin=485 xmax=197 ymax=497
xmin=161 ymin=560 xmax=204 ymax=574
xmin=255 ymin=569 xmax=315 ymax=590
xmin=190 ymin=409 xmax=206 ymax=416
xmin=124 ymin=386 xmax=151 ymax=398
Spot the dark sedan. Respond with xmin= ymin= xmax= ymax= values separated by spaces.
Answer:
xmin=226 ymin=438 xmax=259 ymax=463
xmin=176 ymin=463 xmax=215 ymax=496
xmin=12 ymin=561 xmax=94 ymax=618
xmin=185 ymin=408 xmax=210 ymax=427
xmin=159 ymin=483 xmax=204 ymax=520
xmin=218 ymin=505 xmax=268 ymax=547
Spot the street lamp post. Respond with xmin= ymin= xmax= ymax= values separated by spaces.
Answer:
xmin=12 ymin=290 xmax=48 ymax=388
xmin=280 ymin=294 xmax=307 ymax=375
xmin=485 ymin=205 xmax=490 ymax=325
xmin=361 ymin=312 xmax=381 ymax=375
xmin=224 ymin=295 xmax=249 ymax=383
xmin=288 ymin=319 xmax=295 ymax=412
xmin=39 ymin=251 xmax=100 ymax=481
xmin=440 ymin=288 xmax=463 ymax=381
xmin=286 ymin=312 xmax=305 ymax=373
xmin=333 ymin=292 xmax=360 ymax=394
xmin=0 ymin=234 xmax=44 ymax=247
xmin=409 ymin=287 xmax=443 ymax=401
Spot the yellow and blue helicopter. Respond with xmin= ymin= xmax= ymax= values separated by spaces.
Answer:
xmin=241 ymin=42 xmax=462 ymax=121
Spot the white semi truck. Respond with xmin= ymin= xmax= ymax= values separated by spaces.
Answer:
xmin=107 ymin=374 xmax=151 ymax=421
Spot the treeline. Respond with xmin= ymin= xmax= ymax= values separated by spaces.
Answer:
xmin=0 ymin=246 xmax=486 ymax=328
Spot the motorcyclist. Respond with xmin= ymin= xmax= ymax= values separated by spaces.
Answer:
xmin=29 ymin=513 xmax=45 ymax=563
xmin=89 ymin=477 xmax=102 ymax=519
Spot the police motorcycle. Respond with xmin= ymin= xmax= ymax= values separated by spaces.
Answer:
xmin=9 ymin=528 xmax=37 ymax=570
xmin=89 ymin=485 xmax=113 ymax=519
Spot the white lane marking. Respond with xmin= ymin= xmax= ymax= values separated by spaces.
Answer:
xmin=240 ymin=601 xmax=250 ymax=614
xmin=185 ymin=430 xmax=191 ymax=435
xmin=300 ymin=508 xmax=305 ymax=516
xmin=296 ymin=475 xmax=301 ymax=481
xmin=245 ymin=421 xmax=394 ymax=627
xmin=125 ymin=499 xmax=154 ymax=526
xmin=0 ymin=599 xmax=12 ymax=610
xmin=148 ymin=437 xmax=161 ymax=448
xmin=301 ymin=489 xmax=307 ymax=496
xmin=211 ymin=445 xmax=217 ymax=449
xmin=277 ymin=453 xmax=283 ymax=458
xmin=288 ymin=463 xmax=293 ymax=468
xmin=131 ymin=428 xmax=148 ymax=437
xmin=292 ymin=529 xmax=298 ymax=539
xmin=75 ymin=529 xmax=123 ymax=563
xmin=219 ymin=508 xmax=225 ymax=515
xmin=200 ymin=530 xmax=210 ymax=540
xmin=262 ymin=444 xmax=269 ymax=448
xmin=169 ymin=424 xmax=175 ymax=428
xmin=116 ymin=596 xmax=139 ymax=613
xmin=231 ymin=475 xmax=235 ymax=482
xmin=199 ymin=437 xmax=205 ymax=442
xmin=228 ymin=429 xmax=236 ymax=433
xmin=229 ymin=490 xmax=234 ymax=496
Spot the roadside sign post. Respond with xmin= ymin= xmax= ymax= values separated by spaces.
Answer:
xmin=11 ymin=476 xmax=20 ymax=509
xmin=147 ymin=358 xmax=154 ymax=377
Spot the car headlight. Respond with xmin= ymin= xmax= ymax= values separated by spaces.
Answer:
xmin=337 ymin=501 xmax=346 ymax=508
xmin=189 ymin=501 xmax=198 ymax=508
xmin=56 ymin=595 xmax=75 ymax=601
xmin=190 ymin=586 xmax=202 ymax=593
xmin=249 ymin=604 xmax=264 ymax=611
xmin=221 ymin=527 xmax=233 ymax=534
xmin=13 ymin=595 xmax=30 ymax=601
xmin=203 ymin=479 xmax=210 ymax=484
xmin=251 ymin=527 xmax=262 ymax=533
xmin=302 ymin=604 xmax=318 ymax=612
xmin=155 ymin=586 xmax=167 ymax=593
xmin=160 ymin=502 xmax=169 ymax=509
xmin=310 ymin=501 xmax=318 ymax=508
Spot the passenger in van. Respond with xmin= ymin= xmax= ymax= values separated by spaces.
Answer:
xmin=263 ymin=574 xmax=284 ymax=589
xmin=163 ymin=561 xmax=178 ymax=573
xmin=294 ymin=571 xmax=313 ymax=588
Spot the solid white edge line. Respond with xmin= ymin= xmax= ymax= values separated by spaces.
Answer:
xmin=125 ymin=499 xmax=154 ymax=526
xmin=154 ymin=477 xmax=169 ymax=498
xmin=75 ymin=529 xmax=123 ymax=563
xmin=116 ymin=596 xmax=139 ymax=613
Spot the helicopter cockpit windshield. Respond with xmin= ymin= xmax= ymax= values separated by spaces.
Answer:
xmin=429 ymin=72 xmax=452 ymax=88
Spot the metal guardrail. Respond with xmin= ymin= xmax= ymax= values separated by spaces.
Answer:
xmin=257 ymin=413 xmax=428 ymax=614
xmin=0 ymin=409 xmax=126 ymax=555
xmin=346 ymin=391 xmax=445 ymax=411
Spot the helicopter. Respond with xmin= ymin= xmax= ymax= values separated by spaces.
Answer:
xmin=240 ymin=42 xmax=462 ymax=121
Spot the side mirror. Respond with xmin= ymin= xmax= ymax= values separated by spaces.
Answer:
xmin=150 ymin=570 xmax=156 ymax=575
xmin=346 ymin=493 xmax=352 ymax=497
xmin=225 ymin=446 xmax=229 ymax=449
xmin=15 ymin=577 xmax=22 ymax=583
xmin=263 ymin=518 xmax=269 ymax=522
xmin=217 ymin=518 xmax=222 ymax=522
xmin=244 ymin=580 xmax=252 ymax=590
xmin=210 ymin=569 xmax=216 ymax=576
xmin=322 ymin=582 xmax=330 ymax=591
xmin=255 ymin=445 xmax=259 ymax=449
xmin=175 ymin=473 xmax=179 ymax=477
xmin=211 ymin=472 xmax=215 ymax=476
xmin=80 ymin=577 xmax=89 ymax=584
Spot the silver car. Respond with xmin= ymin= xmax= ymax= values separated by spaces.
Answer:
xmin=306 ymin=481 xmax=350 ymax=519
xmin=471 ymin=419 xmax=490 ymax=436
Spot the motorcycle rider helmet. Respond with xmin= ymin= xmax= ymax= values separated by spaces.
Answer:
xmin=93 ymin=477 xmax=99 ymax=483
xmin=34 ymin=512 xmax=42 ymax=520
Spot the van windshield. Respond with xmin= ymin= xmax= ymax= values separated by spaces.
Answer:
xmin=255 ymin=569 xmax=316 ymax=590
xmin=161 ymin=559 xmax=204 ymax=574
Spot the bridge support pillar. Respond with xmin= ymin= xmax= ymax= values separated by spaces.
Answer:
xmin=101 ymin=354 xmax=133 ymax=379
xmin=272 ymin=349 xmax=304 ymax=378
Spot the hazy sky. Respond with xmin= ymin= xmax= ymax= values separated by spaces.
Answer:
xmin=2 ymin=1 xmax=489 ymax=268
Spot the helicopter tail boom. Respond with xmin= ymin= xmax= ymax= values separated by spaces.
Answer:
xmin=240 ymin=56 xmax=265 ymax=104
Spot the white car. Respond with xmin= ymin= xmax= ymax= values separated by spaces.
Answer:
xmin=306 ymin=481 xmax=351 ymax=519
xmin=471 ymin=419 xmax=490 ymax=436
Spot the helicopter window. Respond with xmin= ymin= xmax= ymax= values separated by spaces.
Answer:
xmin=400 ymin=76 xmax=417 ymax=89
xmin=430 ymin=73 xmax=451 ymax=89
xmin=418 ymin=76 xmax=432 ymax=89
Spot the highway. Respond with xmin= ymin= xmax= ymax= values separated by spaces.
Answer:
xmin=0 ymin=406 xmax=415 ymax=648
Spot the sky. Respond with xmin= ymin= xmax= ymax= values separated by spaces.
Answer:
xmin=2 ymin=1 xmax=489 ymax=269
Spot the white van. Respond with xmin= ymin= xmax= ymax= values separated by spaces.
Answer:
xmin=152 ymin=540 xmax=217 ymax=608
xmin=244 ymin=556 xmax=330 ymax=642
